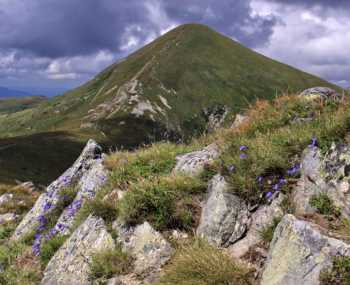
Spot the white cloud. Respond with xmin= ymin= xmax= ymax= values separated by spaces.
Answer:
xmin=251 ymin=0 xmax=350 ymax=87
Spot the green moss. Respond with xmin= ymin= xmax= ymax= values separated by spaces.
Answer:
xmin=320 ymin=256 xmax=350 ymax=285
xmin=158 ymin=239 xmax=253 ymax=285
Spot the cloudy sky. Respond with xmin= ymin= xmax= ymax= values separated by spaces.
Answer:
xmin=0 ymin=0 xmax=348 ymax=95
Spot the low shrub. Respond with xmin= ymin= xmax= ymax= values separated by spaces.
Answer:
xmin=158 ymin=239 xmax=253 ymax=285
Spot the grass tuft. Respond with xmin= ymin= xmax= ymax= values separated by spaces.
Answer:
xmin=158 ymin=239 xmax=253 ymax=285
xmin=320 ymin=256 xmax=350 ymax=285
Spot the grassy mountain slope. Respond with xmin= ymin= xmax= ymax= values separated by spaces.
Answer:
xmin=0 ymin=23 xmax=342 ymax=184
xmin=0 ymin=96 xmax=47 ymax=114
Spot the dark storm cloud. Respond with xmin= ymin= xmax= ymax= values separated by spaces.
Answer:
xmin=0 ymin=0 xmax=276 ymax=59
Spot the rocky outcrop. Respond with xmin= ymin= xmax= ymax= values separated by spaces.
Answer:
xmin=293 ymin=146 xmax=324 ymax=216
xmin=229 ymin=194 xmax=284 ymax=258
xmin=12 ymin=139 xmax=108 ymax=241
xmin=41 ymin=215 xmax=115 ymax=285
xmin=300 ymin=87 xmax=342 ymax=101
xmin=113 ymin=221 xmax=173 ymax=283
xmin=293 ymin=144 xmax=350 ymax=218
xmin=197 ymin=174 xmax=250 ymax=247
xmin=261 ymin=214 xmax=350 ymax=285
xmin=173 ymin=143 xmax=220 ymax=176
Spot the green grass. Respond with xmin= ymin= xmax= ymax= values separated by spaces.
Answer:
xmin=40 ymin=235 xmax=68 ymax=267
xmin=310 ymin=193 xmax=341 ymax=217
xmin=90 ymin=246 xmax=133 ymax=283
xmin=259 ymin=217 xmax=282 ymax=244
xmin=320 ymin=256 xmax=350 ymax=285
xmin=217 ymin=96 xmax=350 ymax=203
xmin=0 ymin=96 xmax=46 ymax=114
xmin=118 ymin=175 xmax=205 ymax=231
xmin=158 ymin=239 xmax=253 ymax=285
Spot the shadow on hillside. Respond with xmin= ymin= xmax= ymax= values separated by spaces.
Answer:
xmin=0 ymin=132 xmax=85 ymax=186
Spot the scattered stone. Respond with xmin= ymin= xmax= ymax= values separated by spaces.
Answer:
xmin=12 ymin=139 xmax=106 ymax=241
xmin=299 ymin=87 xmax=342 ymax=101
xmin=173 ymin=143 xmax=220 ymax=176
xmin=107 ymin=275 xmax=141 ymax=285
xmin=0 ymin=213 xmax=17 ymax=225
xmin=0 ymin=193 xmax=13 ymax=206
xmin=41 ymin=215 xmax=115 ymax=285
xmin=261 ymin=214 xmax=350 ymax=285
xmin=113 ymin=221 xmax=173 ymax=283
xmin=229 ymin=194 xmax=284 ymax=258
xmin=231 ymin=114 xmax=248 ymax=129
xmin=197 ymin=174 xmax=250 ymax=247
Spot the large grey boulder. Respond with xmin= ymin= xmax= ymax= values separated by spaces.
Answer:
xmin=113 ymin=221 xmax=173 ymax=283
xmin=41 ymin=215 xmax=115 ymax=285
xmin=261 ymin=214 xmax=350 ymax=285
xmin=300 ymin=87 xmax=342 ymax=101
xmin=197 ymin=174 xmax=250 ymax=247
xmin=229 ymin=194 xmax=284 ymax=258
xmin=173 ymin=143 xmax=220 ymax=176
xmin=12 ymin=139 xmax=107 ymax=241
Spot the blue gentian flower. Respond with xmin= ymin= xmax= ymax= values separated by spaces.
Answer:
xmin=240 ymin=153 xmax=248 ymax=159
xmin=266 ymin=192 xmax=273 ymax=199
xmin=239 ymin=145 xmax=248 ymax=151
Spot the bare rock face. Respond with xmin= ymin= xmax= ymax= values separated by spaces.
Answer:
xmin=173 ymin=143 xmax=220 ymax=176
xmin=261 ymin=214 xmax=350 ymax=285
xmin=113 ymin=221 xmax=173 ymax=283
xmin=12 ymin=139 xmax=108 ymax=241
xmin=299 ymin=87 xmax=342 ymax=101
xmin=197 ymin=174 xmax=250 ymax=247
xmin=229 ymin=194 xmax=285 ymax=258
xmin=41 ymin=215 xmax=115 ymax=285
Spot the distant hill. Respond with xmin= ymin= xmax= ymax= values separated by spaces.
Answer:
xmin=0 ymin=86 xmax=32 ymax=98
xmin=0 ymin=23 xmax=343 ymax=184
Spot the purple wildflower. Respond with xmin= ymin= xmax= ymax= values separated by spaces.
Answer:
xmin=265 ymin=192 xmax=273 ymax=199
xmin=257 ymin=176 xmax=263 ymax=183
xmin=273 ymin=184 xmax=280 ymax=191
xmin=239 ymin=145 xmax=248 ymax=151
xmin=310 ymin=137 xmax=318 ymax=147
xmin=228 ymin=165 xmax=236 ymax=173
xmin=279 ymin=178 xmax=287 ymax=185
xmin=57 ymin=223 xmax=66 ymax=232
xmin=240 ymin=153 xmax=248 ymax=159
xmin=43 ymin=202 xmax=52 ymax=212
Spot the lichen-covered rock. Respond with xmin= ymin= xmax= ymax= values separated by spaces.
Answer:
xmin=229 ymin=194 xmax=284 ymax=258
xmin=197 ymin=174 xmax=250 ymax=247
xmin=53 ymin=158 xmax=108 ymax=235
xmin=12 ymin=139 xmax=107 ymax=241
xmin=41 ymin=215 xmax=115 ymax=285
xmin=107 ymin=275 xmax=141 ymax=285
xmin=293 ymin=146 xmax=324 ymax=216
xmin=173 ymin=143 xmax=220 ymax=176
xmin=300 ymin=87 xmax=342 ymax=101
xmin=0 ymin=193 xmax=13 ymax=206
xmin=261 ymin=214 xmax=350 ymax=285
xmin=113 ymin=221 xmax=173 ymax=283
xmin=0 ymin=213 xmax=17 ymax=225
